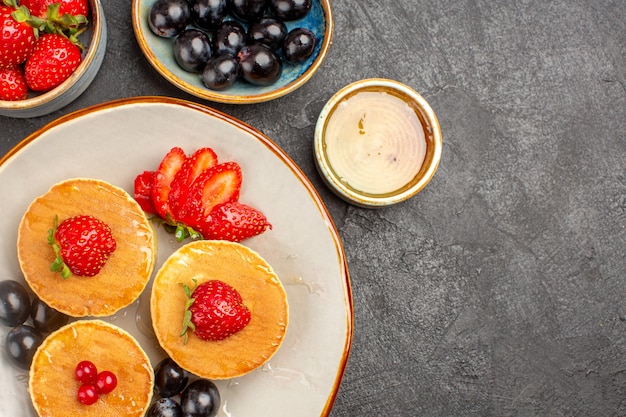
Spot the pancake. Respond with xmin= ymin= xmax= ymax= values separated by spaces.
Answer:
xmin=151 ymin=240 xmax=289 ymax=380
xmin=17 ymin=178 xmax=156 ymax=317
xmin=29 ymin=319 xmax=154 ymax=417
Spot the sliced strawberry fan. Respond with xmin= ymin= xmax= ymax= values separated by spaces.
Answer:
xmin=134 ymin=147 xmax=271 ymax=243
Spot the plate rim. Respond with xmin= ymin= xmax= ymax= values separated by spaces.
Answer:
xmin=0 ymin=95 xmax=354 ymax=416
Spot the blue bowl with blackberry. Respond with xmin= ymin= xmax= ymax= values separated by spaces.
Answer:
xmin=132 ymin=0 xmax=333 ymax=104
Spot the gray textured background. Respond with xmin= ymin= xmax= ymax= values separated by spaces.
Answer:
xmin=2 ymin=0 xmax=625 ymax=416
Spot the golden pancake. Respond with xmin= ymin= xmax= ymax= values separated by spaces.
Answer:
xmin=29 ymin=319 xmax=154 ymax=417
xmin=151 ymin=240 xmax=289 ymax=380
xmin=17 ymin=178 xmax=156 ymax=317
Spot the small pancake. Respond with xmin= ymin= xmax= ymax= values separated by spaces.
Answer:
xmin=151 ymin=240 xmax=289 ymax=380
xmin=29 ymin=319 xmax=154 ymax=417
xmin=17 ymin=178 xmax=156 ymax=317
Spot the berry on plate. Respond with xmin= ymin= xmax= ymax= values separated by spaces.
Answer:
xmin=48 ymin=214 xmax=117 ymax=278
xmin=178 ymin=161 xmax=242 ymax=226
xmin=0 ymin=66 xmax=28 ymax=100
xmin=24 ymin=33 xmax=82 ymax=92
xmin=135 ymin=147 xmax=270 ymax=242
xmin=168 ymin=147 xmax=218 ymax=218
xmin=134 ymin=170 xmax=157 ymax=214
xmin=152 ymin=146 xmax=187 ymax=219
xmin=201 ymin=201 xmax=271 ymax=242
xmin=180 ymin=279 xmax=251 ymax=342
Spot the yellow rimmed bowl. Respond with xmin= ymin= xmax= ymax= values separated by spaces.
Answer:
xmin=132 ymin=0 xmax=333 ymax=104
xmin=0 ymin=0 xmax=107 ymax=119
xmin=314 ymin=78 xmax=443 ymax=208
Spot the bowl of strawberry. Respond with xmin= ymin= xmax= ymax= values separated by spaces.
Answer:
xmin=0 ymin=0 xmax=106 ymax=118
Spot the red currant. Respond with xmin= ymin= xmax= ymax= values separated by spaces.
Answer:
xmin=75 ymin=360 xmax=98 ymax=384
xmin=95 ymin=370 xmax=117 ymax=394
xmin=77 ymin=384 xmax=99 ymax=405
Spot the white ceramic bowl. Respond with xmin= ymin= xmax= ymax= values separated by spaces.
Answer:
xmin=0 ymin=0 xmax=107 ymax=118
xmin=314 ymin=78 xmax=443 ymax=208
xmin=132 ymin=0 xmax=333 ymax=104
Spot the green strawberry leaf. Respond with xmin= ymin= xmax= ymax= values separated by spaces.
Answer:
xmin=179 ymin=279 xmax=198 ymax=345
xmin=48 ymin=215 xmax=71 ymax=279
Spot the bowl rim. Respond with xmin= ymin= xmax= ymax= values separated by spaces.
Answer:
xmin=131 ymin=0 xmax=333 ymax=104
xmin=314 ymin=78 xmax=443 ymax=208
xmin=0 ymin=0 xmax=104 ymax=112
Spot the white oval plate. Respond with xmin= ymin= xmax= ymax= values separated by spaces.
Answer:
xmin=0 ymin=97 xmax=352 ymax=417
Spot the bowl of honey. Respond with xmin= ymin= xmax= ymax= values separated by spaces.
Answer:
xmin=314 ymin=78 xmax=442 ymax=208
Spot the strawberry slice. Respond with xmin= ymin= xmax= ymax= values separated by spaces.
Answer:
xmin=134 ymin=170 xmax=156 ymax=214
xmin=199 ymin=201 xmax=271 ymax=242
xmin=168 ymin=147 xmax=218 ymax=219
xmin=152 ymin=147 xmax=187 ymax=219
xmin=178 ymin=162 xmax=242 ymax=228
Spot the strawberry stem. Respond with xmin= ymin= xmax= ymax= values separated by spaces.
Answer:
xmin=179 ymin=279 xmax=198 ymax=345
xmin=153 ymin=215 xmax=203 ymax=242
xmin=9 ymin=5 xmax=44 ymax=38
xmin=41 ymin=3 xmax=89 ymax=49
xmin=47 ymin=215 xmax=72 ymax=279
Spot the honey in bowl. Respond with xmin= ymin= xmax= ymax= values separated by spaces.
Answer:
xmin=323 ymin=90 xmax=427 ymax=194
xmin=314 ymin=78 xmax=442 ymax=207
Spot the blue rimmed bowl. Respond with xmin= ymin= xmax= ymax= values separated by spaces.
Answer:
xmin=0 ymin=0 xmax=107 ymax=118
xmin=132 ymin=0 xmax=333 ymax=104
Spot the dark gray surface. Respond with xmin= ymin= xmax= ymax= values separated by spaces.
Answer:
xmin=2 ymin=0 xmax=625 ymax=416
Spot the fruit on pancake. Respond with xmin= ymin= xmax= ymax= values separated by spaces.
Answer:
xmin=151 ymin=240 xmax=288 ymax=380
xmin=75 ymin=360 xmax=98 ymax=383
xmin=134 ymin=147 xmax=269 ymax=242
xmin=18 ymin=178 xmax=156 ymax=317
xmin=75 ymin=363 xmax=118 ymax=404
xmin=29 ymin=320 xmax=154 ymax=416
xmin=48 ymin=214 xmax=117 ymax=278
xmin=95 ymin=370 xmax=118 ymax=394
xmin=180 ymin=279 xmax=251 ymax=342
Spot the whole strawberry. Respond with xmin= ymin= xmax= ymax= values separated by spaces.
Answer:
xmin=180 ymin=280 xmax=251 ymax=342
xmin=48 ymin=215 xmax=117 ymax=278
xmin=200 ymin=201 xmax=271 ymax=242
xmin=25 ymin=33 xmax=82 ymax=92
xmin=0 ymin=4 xmax=37 ymax=69
xmin=20 ymin=0 xmax=89 ymax=18
xmin=0 ymin=66 xmax=28 ymax=100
